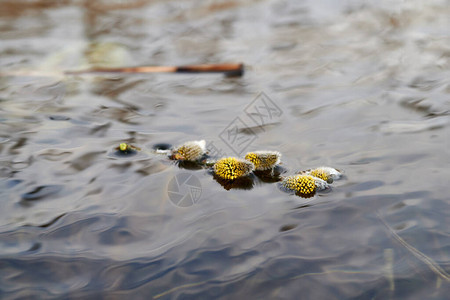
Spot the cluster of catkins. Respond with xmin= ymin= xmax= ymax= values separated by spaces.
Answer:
xmin=119 ymin=140 xmax=342 ymax=197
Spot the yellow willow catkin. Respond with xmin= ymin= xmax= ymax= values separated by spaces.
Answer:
xmin=244 ymin=151 xmax=281 ymax=170
xmin=281 ymin=174 xmax=328 ymax=196
xmin=213 ymin=157 xmax=255 ymax=180
xmin=171 ymin=140 xmax=206 ymax=161
xmin=299 ymin=167 xmax=342 ymax=183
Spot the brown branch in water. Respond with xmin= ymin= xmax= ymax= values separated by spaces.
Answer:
xmin=65 ymin=63 xmax=244 ymax=77
xmin=83 ymin=0 xmax=150 ymax=12
xmin=0 ymin=0 xmax=70 ymax=17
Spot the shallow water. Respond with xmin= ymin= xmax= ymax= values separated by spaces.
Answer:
xmin=0 ymin=0 xmax=449 ymax=299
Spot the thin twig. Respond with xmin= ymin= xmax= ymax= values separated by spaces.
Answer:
xmin=65 ymin=63 xmax=244 ymax=77
xmin=376 ymin=211 xmax=450 ymax=282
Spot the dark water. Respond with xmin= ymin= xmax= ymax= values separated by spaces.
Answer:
xmin=0 ymin=0 xmax=449 ymax=299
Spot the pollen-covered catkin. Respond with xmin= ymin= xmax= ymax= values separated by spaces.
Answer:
xmin=280 ymin=174 xmax=328 ymax=196
xmin=213 ymin=157 xmax=255 ymax=180
xmin=299 ymin=167 xmax=342 ymax=183
xmin=244 ymin=151 xmax=281 ymax=170
xmin=171 ymin=140 xmax=206 ymax=161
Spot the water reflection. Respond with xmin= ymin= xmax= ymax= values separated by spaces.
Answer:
xmin=175 ymin=160 xmax=206 ymax=171
xmin=253 ymin=166 xmax=285 ymax=183
xmin=20 ymin=185 xmax=64 ymax=204
xmin=212 ymin=173 xmax=255 ymax=191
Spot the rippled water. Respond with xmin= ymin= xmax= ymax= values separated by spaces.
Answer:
xmin=1 ymin=0 xmax=449 ymax=299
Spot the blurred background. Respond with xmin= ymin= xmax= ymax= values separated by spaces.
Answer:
xmin=0 ymin=0 xmax=449 ymax=299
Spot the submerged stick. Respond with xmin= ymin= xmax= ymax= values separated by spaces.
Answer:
xmin=384 ymin=248 xmax=395 ymax=291
xmin=65 ymin=63 xmax=244 ymax=77
xmin=376 ymin=211 xmax=450 ymax=282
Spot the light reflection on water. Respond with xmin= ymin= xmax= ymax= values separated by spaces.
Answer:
xmin=0 ymin=0 xmax=449 ymax=299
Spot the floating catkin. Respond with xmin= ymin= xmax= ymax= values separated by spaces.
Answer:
xmin=171 ymin=140 xmax=206 ymax=162
xmin=213 ymin=157 xmax=255 ymax=180
xmin=280 ymin=174 xmax=328 ymax=197
xmin=299 ymin=166 xmax=342 ymax=183
xmin=245 ymin=151 xmax=281 ymax=170
xmin=116 ymin=143 xmax=140 ymax=154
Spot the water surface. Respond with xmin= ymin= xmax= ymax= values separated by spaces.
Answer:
xmin=0 ymin=0 xmax=449 ymax=299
